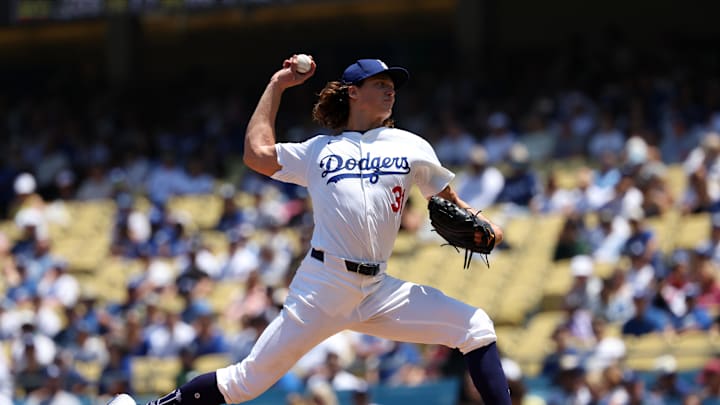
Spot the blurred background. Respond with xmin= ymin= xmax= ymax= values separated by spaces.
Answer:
xmin=2 ymin=0 xmax=720 ymax=404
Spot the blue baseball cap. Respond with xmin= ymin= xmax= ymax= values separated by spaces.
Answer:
xmin=342 ymin=59 xmax=409 ymax=89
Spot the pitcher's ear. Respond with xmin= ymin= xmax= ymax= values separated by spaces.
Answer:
xmin=347 ymin=85 xmax=359 ymax=100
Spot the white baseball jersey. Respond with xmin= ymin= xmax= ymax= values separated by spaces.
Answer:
xmin=216 ymin=126 xmax=498 ymax=404
xmin=271 ymin=127 xmax=454 ymax=263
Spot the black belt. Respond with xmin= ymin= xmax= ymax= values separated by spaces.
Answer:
xmin=310 ymin=248 xmax=380 ymax=276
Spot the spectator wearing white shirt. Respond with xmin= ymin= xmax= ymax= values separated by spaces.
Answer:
xmin=12 ymin=207 xmax=49 ymax=260
xmin=500 ymin=357 xmax=547 ymax=405
xmin=625 ymin=242 xmax=657 ymax=296
xmin=593 ymin=152 xmax=622 ymax=191
xmin=584 ymin=318 xmax=626 ymax=373
xmin=294 ymin=332 xmax=360 ymax=382
xmin=681 ymin=132 xmax=720 ymax=213
xmin=222 ymin=227 xmax=260 ymax=281
xmin=306 ymin=351 xmax=368 ymax=392
xmin=0 ymin=339 xmax=12 ymax=405
xmin=570 ymin=167 xmax=613 ymax=215
xmin=601 ymin=170 xmax=644 ymax=220
xmin=64 ymin=321 xmax=108 ymax=365
xmin=454 ymin=145 xmax=504 ymax=210
xmin=36 ymin=260 xmax=79 ymax=309
xmin=256 ymin=244 xmax=291 ymax=288
xmin=11 ymin=323 xmax=57 ymax=369
xmin=176 ymin=235 xmax=223 ymax=280
xmin=564 ymin=255 xmax=603 ymax=311
xmin=531 ymin=171 xmax=577 ymax=215
xmin=143 ymin=306 xmax=196 ymax=358
xmin=623 ymin=136 xmax=651 ymax=176
xmin=658 ymin=250 xmax=693 ymax=319
xmin=0 ymin=299 xmax=24 ymax=340
xmin=28 ymin=294 xmax=63 ymax=338
xmin=587 ymin=208 xmax=631 ymax=264
xmin=589 ymin=270 xmax=635 ymax=325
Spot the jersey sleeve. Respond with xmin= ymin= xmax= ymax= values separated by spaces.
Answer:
xmin=271 ymin=137 xmax=319 ymax=187
xmin=412 ymin=135 xmax=455 ymax=197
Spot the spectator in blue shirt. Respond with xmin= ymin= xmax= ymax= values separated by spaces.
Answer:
xmin=377 ymin=341 xmax=423 ymax=385
xmin=649 ymin=355 xmax=693 ymax=402
xmin=622 ymin=207 xmax=665 ymax=277
xmin=145 ymin=153 xmax=187 ymax=205
xmin=190 ymin=306 xmax=229 ymax=357
xmin=497 ymin=143 xmax=540 ymax=208
xmin=622 ymin=290 xmax=670 ymax=336
xmin=97 ymin=340 xmax=133 ymax=397
xmin=541 ymin=325 xmax=579 ymax=378
xmin=215 ymin=184 xmax=245 ymax=232
xmin=674 ymin=286 xmax=713 ymax=333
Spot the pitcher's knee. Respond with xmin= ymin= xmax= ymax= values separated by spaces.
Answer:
xmin=457 ymin=309 xmax=497 ymax=354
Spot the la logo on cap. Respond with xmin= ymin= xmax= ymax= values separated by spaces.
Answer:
xmin=377 ymin=60 xmax=388 ymax=69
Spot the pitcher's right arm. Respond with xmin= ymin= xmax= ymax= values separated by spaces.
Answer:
xmin=244 ymin=55 xmax=316 ymax=177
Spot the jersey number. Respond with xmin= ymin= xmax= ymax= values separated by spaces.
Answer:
xmin=391 ymin=186 xmax=406 ymax=213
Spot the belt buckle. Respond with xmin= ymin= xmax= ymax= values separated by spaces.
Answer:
xmin=357 ymin=262 xmax=378 ymax=275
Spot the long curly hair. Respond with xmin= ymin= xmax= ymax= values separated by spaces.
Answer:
xmin=312 ymin=81 xmax=394 ymax=132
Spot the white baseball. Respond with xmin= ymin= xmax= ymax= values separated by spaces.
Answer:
xmin=295 ymin=54 xmax=312 ymax=74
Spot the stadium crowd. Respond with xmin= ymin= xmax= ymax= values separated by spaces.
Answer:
xmin=2 ymin=43 xmax=720 ymax=405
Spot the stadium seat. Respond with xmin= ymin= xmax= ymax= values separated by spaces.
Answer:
xmin=1 ymin=341 xmax=10 ymax=363
xmin=624 ymin=333 xmax=671 ymax=357
xmin=207 ymin=280 xmax=246 ymax=315
xmin=664 ymin=165 xmax=687 ymax=200
xmin=193 ymin=353 xmax=232 ymax=374
xmin=168 ymin=194 xmax=222 ymax=230
xmin=671 ymin=332 xmax=714 ymax=357
xmin=74 ymin=359 xmax=103 ymax=382
xmin=674 ymin=354 xmax=712 ymax=371
xmin=200 ymin=230 xmax=230 ymax=256
xmin=623 ymin=355 xmax=660 ymax=371
xmin=131 ymin=356 xmax=181 ymax=395
xmin=540 ymin=260 xmax=573 ymax=311
xmin=645 ymin=209 xmax=679 ymax=254
xmin=502 ymin=215 xmax=535 ymax=251
xmin=674 ymin=212 xmax=710 ymax=249
xmin=508 ymin=311 xmax=563 ymax=365
xmin=0 ymin=219 xmax=17 ymax=237
xmin=393 ymin=231 xmax=419 ymax=256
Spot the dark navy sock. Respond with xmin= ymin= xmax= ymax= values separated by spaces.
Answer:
xmin=464 ymin=342 xmax=511 ymax=405
xmin=146 ymin=372 xmax=226 ymax=405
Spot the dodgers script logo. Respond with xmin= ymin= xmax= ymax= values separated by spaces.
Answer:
xmin=320 ymin=153 xmax=410 ymax=184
